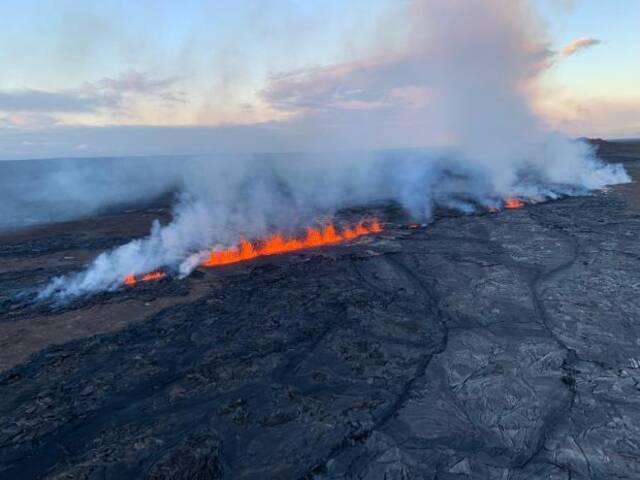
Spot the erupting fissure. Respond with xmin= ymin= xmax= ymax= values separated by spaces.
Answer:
xmin=123 ymin=270 xmax=167 ymax=286
xmin=201 ymin=219 xmax=382 ymax=267
xmin=489 ymin=197 xmax=526 ymax=213
xmin=504 ymin=197 xmax=525 ymax=209
xmin=122 ymin=219 xmax=382 ymax=286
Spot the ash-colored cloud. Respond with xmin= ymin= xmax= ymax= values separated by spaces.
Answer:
xmin=259 ymin=0 xmax=554 ymax=159
xmin=2 ymin=0 xmax=559 ymax=158
xmin=0 ymin=71 xmax=183 ymax=118
xmin=261 ymin=57 xmax=430 ymax=114
xmin=0 ymin=112 xmax=59 ymax=129
xmin=0 ymin=89 xmax=105 ymax=113
xmin=560 ymin=37 xmax=601 ymax=57
xmin=82 ymin=70 xmax=185 ymax=104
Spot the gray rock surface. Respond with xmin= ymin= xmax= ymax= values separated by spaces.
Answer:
xmin=1 ymin=156 xmax=640 ymax=479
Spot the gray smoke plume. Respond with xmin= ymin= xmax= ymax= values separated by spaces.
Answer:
xmin=40 ymin=0 xmax=629 ymax=299
xmin=0 ymin=155 xmax=185 ymax=229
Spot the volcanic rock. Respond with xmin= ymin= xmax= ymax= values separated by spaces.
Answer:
xmin=1 ymin=145 xmax=640 ymax=478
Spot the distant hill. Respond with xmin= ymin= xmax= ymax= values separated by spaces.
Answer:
xmin=585 ymin=138 xmax=640 ymax=162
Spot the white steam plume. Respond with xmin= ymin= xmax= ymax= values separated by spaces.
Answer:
xmin=0 ymin=156 xmax=184 ymax=228
xmin=40 ymin=0 xmax=629 ymax=299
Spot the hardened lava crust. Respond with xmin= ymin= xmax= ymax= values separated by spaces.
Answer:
xmin=1 ymin=142 xmax=640 ymax=479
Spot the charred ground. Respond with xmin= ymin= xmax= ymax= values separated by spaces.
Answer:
xmin=1 ymin=141 xmax=640 ymax=479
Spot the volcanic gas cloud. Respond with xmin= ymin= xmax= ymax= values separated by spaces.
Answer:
xmin=121 ymin=220 xmax=382 ymax=287
xmin=201 ymin=220 xmax=381 ymax=267
xmin=38 ymin=0 xmax=630 ymax=299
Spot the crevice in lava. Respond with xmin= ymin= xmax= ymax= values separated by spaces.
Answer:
xmin=516 ymin=210 xmax=582 ymax=470
xmin=300 ymin=253 xmax=451 ymax=479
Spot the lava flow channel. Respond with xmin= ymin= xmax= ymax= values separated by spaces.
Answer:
xmin=122 ymin=220 xmax=381 ymax=286
xmin=504 ymin=197 xmax=525 ymax=209
xmin=124 ymin=270 xmax=167 ymax=286
xmin=201 ymin=219 xmax=382 ymax=267
xmin=489 ymin=197 xmax=526 ymax=213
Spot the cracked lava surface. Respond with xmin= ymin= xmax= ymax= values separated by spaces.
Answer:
xmin=1 ymin=146 xmax=640 ymax=479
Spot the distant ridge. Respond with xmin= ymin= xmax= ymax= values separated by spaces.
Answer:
xmin=586 ymin=137 xmax=640 ymax=162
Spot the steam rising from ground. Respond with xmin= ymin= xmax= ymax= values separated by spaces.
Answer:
xmin=40 ymin=146 xmax=628 ymax=299
xmin=0 ymin=156 xmax=183 ymax=228
xmin=39 ymin=0 xmax=629 ymax=299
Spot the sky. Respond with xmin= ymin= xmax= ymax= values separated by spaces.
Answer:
xmin=0 ymin=0 xmax=638 ymax=160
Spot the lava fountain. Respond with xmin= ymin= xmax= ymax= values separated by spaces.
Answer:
xmin=123 ymin=270 xmax=167 ymax=286
xmin=201 ymin=219 xmax=382 ymax=267
xmin=504 ymin=197 xmax=525 ymax=209
xmin=122 ymin=219 xmax=382 ymax=286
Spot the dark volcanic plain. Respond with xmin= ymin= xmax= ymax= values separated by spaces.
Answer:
xmin=1 ymin=141 xmax=640 ymax=479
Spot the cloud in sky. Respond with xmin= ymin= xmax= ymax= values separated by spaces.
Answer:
xmin=539 ymin=92 xmax=640 ymax=139
xmin=0 ymin=112 xmax=59 ymax=129
xmin=560 ymin=37 xmax=601 ymax=57
xmin=82 ymin=70 xmax=185 ymax=105
xmin=0 ymin=1 xmax=637 ymax=159
xmin=0 ymin=70 xmax=183 ymax=125
xmin=261 ymin=58 xmax=431 ymax=115
xmin=0 ymin=89 xmax=104 ymax=113
xmin=0 ymin=0 xmax=557 ymax=161
xmin=257 ymin=0 xmax=554 ymax=157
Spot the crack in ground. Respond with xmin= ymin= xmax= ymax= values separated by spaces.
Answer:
xmin=299 ymin=253 xmax=450 ymax=479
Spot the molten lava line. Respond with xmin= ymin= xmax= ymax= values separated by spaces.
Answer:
xmin=504 ymin=197 xmax=524 ymax=209
xmin=488 ymin=197 xmax=525 ymax=213
xmin=121 ymin=220 xmax=382 ymax=287
xmin=201 ymin=219 xmax=382 ymax=268
xmin=124 ymin=270 xmax=167 ymax=286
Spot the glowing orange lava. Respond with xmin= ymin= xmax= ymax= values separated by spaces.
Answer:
xmin=123 ymin=270 xmax=167 ymax=286
xmin=504 ymin=198 xmax=524 ymax=209
xmin=201 ymin=219 xmax=382 ymax=268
